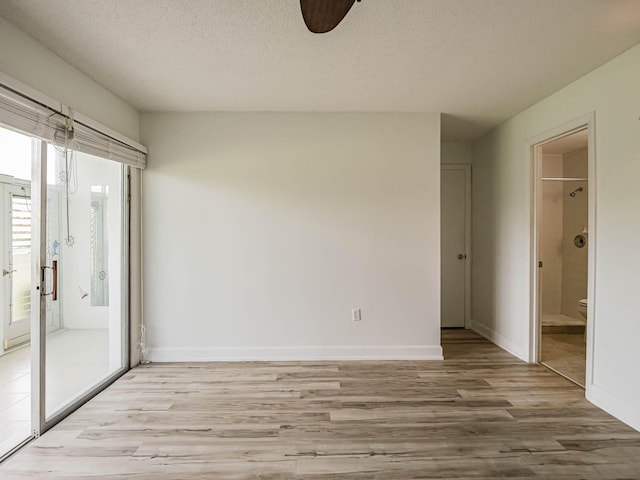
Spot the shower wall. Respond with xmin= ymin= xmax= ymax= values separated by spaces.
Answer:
xmin=562 ymin=148 xmax=588 ymax=319
xmin=541 ymin=155 xmax=564 ymax=315
xmin=540 ymin=149 xmax=588 ymax=320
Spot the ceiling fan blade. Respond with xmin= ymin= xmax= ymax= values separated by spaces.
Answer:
xmin=300 ymin=0 xmax=357 ymax=34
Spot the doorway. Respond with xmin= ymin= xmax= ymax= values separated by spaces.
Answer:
xmin=531 ymin=115 xmax=595 ymax=389
xmin=441 ymin=165 xmax=471 ymax=328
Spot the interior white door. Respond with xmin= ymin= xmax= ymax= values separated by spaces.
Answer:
xmin=3 ymin=183 xmax=32 ymax=348
xmin=441 ymin=167 xmax=468 ymax=328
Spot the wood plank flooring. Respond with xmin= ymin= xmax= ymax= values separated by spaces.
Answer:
xmin=2 ymin=329 xmax=640 ymax=479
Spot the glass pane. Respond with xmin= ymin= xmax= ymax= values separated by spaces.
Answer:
xmin=90 ymin=186 xmax=109 ymax=306
xmin=0 ymin=126 xmax=34 ymax=457
xmin=45 ymin=147 xmax=124 ymax=417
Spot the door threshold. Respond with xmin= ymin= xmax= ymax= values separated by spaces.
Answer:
xmin=540 ymin=361 xmax=585 ymax=389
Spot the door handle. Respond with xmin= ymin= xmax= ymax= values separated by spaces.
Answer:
xmin=457 ymin=254 xmax=467 ymax=260
xmin=41 ymin=265 xmax=54 ymax=296
xmin=2 ymin=269 xmax=16 ymax=277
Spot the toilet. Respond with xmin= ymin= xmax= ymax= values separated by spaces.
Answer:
xmin=577 ymin=298 xmax=588 ymax=320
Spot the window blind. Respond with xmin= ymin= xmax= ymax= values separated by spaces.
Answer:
xmin=0 ymin=82 xmax=146 ymax=169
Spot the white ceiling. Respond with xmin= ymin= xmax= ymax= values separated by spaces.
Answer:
xmin=1 ymin=0 xmax=640 ymax=141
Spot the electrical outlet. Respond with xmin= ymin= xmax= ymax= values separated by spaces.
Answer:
xmin=352 ymin=308 xmax=361 ymax=322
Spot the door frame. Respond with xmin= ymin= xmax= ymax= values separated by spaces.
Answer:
xmin=441 ymin=164 xmax=472 ymax=328
xmin=528 ymin=112 xmax=596 ymax=394
xmin=31 ymin=139 xmax=46 ymax=436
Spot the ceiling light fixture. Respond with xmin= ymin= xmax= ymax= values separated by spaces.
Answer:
xmin=300 ymin=0 xmax=361 ymax=34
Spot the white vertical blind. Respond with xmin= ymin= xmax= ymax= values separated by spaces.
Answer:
xmin=0 ymin=82 xmax=146 ymax=168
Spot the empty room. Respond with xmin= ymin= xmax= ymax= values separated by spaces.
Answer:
xmin=1 ymin=0 xmax=640 ymax=478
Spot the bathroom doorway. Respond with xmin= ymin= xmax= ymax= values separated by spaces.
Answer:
xmin=531 ymin=117 xmax=594 ymax=389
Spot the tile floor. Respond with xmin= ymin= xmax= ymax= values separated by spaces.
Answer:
xmin=541 ymin=332 xmax=586 ymax=387
xmin=0 ymin=329 xmax=110 ymax=457
xmin=0 ymin=343 xmax=30 ymax=458
xmin=541 ymin=313 xmax=585 ymax=327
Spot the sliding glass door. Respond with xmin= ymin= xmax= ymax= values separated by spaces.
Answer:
xmin=0 ymin=75 xmax=144 ymax=459
xmin=41 ymin=147 xmax=127 ymax=420
xmin=0 ymin=126 xmax=129 ymax=458
xmin=0 ymin=126 xmax=34 ymax=456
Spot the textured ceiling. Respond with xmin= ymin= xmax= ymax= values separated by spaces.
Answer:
xmin=1 ymin=0 xmax=640 ymax=140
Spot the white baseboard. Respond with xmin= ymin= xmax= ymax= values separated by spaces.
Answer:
xmin=147 ymin=344 xmax=444 ymax=362
xmin=588 ymin=384 xmax=640 ymax=432
xmin=469 ymin=320 xmax=527 ymax=361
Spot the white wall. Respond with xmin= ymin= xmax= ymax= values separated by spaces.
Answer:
xmin=141 ymin=112 xmax=442 ymax=361
xmin=472 ymin=43 xmax=640 ymax=430
xmin=441 ymin=142 xmax=472 ymax=165
xmin=0 ymin=16 xmax=139 ymax=141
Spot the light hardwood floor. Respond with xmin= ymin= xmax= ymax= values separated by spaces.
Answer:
xmin=2 ymin=329 xmax=640 ymax=479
